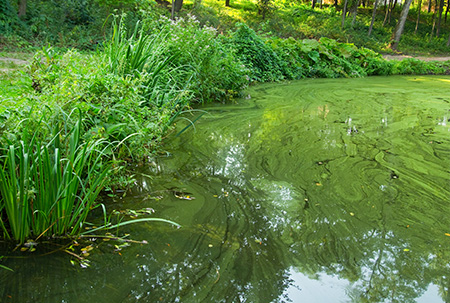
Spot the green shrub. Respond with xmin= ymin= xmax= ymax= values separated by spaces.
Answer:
xmin=0 ymin=0 xmax=20 ymax=36
xmin=392 ymin=58 xmax=446 ymax=75
xmin=152 ymin=15 xmax=249 ymax=102
xmin=227 ymin=22 xmax=285 ymax=82
xmin=28 ymin=46 xmax=169 ymax=161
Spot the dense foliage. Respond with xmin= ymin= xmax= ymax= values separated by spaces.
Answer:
xmin=0 ymin=14 xmax=249 ymax=243
xmin=227 ymin=23 xmax=449 ymax=81
xmin=1 ymin=0 xmax=450 ymax=244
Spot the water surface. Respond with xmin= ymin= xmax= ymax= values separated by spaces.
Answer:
xmin=1 ymin=76 xmax=450 ymax=302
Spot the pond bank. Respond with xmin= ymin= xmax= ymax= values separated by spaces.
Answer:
xmin=383 ymin=54 xmax=450 ymax=61
xmin=2 ymin=75 xmax=449 ymax=302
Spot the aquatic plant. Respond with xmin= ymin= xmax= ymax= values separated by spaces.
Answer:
xmin=0 ymin=113 xmax=109 ymax=244
xmin=0 ymin=256 xmax=12 ymax=271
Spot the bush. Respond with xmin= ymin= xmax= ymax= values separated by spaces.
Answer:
xmin=151 ymin=15 xmax=249 ymax=102
xmin=226 ymin=22 xmax=285 ymax=82
xmin=392 ymin=58 xmax=446 ymax=75
xmin=28 ymin=46 xmax=169 ymax=161
xmin=226 ymin=26 xmax=395 ymax=81
xmin=0 ymin=0 xmax=21 ymax=36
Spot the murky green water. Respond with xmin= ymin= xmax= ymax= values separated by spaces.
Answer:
xmin=2 ymin=76 xmax=450 ymax=303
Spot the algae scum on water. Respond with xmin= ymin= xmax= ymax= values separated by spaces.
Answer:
xmin=1 ymin=76 xmax=450 ymax=303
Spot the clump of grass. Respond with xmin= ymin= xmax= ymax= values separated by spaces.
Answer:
xmin=0 ymin=256 xmax=12 ymax=271
xmin=0 ymin=109 xmax=181 ymax=245
xmin=0 ymin=112 xmax=110 ymax=244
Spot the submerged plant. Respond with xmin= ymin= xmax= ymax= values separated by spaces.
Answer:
xmin=0 ymin=257 xmax=12 ymax=272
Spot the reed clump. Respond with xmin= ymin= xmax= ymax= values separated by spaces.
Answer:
xmin=0 ymin=112 xmax=110 ymax=244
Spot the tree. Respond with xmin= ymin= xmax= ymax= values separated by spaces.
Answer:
xmin=349 ymin=0 xmax=359 ymax=27
xmin=383 ymin=0 xmax=393 ymax=25
xmin=171 ymin=0 xmax=183 ymax=19
xmin=18 ymin=0 xmax=26 ymax=17
xmin=174 ymin=0 xmax=183 ymax=12
xmin=368 ymin=0 xmax=378 ymax=36
xmin=430 ymin=0 xmax=438 ymax=38
xmin=436 ymin=0 xmax=444 ymax=36
xmin=389 ymin=0 xmax=413 ymax=50
xmin=415 ymin=0 xmax=422 ymax=34
xmin=225 ymin=0 xmax=230 ymax=7
xmin=341 ymin=0 xmax=349 ymax=29
xmin=257 ymin=0 xmax=271 ymax=20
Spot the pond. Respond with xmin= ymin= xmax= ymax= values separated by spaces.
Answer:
xmin=1 ymin=75 xmax=450 ymax=302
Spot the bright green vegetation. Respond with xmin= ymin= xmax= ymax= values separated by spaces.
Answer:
xmin=1 ymin=75 xmax=449 ymax=301
xmin=228 ymin=22 xmax=450 ymax=81
xmin=1 ymin=0 xmax=450 ymax=246
xmin=185 ymin=0 xmax=450 ymax=55
xmin=2 ymin=0 xmax=450 ymax=55
xmin=1 ymin=10 xmax=449 ymax=245
xmin=0 ymin=115 xmax=109 ymax=243
xmin=0 ymin=15 xmax=245 ymax=243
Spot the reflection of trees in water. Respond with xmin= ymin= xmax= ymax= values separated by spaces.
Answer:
xmin=162 ymin=111 xmax=449 ymax=302
xmin=4 ymin=78 xmax=450 ymax=302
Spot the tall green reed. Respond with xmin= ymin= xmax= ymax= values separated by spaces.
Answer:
xmin=103 ymin=16 xmax=189 ymax=112
xmin=0 ymin=113 xmax=110 ymax=244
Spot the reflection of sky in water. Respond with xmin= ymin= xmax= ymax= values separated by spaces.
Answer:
xmin=5 ymin=76 xmax=450 ymax=303
xmin=416 ymin=284 xmax=442 ymax=303
xmin=283 ymin=268 xmax=442 ymax=303
xmin=283 ymin=268 xmax=350 ymax=303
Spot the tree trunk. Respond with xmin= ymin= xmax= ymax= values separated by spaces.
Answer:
xmin=436 ymin=0 xmax=444 ymax=36
xmin=312 ymin=0 xmax=316 ymax=9
xmin=368 ymin=0 xmax=379 ymax=36
xmin=18 ymin=0 xmax=26 ymax=17
xmin=171 ymin=0 xmax=175 ymax=19
xmin=334 ymin=0 xmax=338 ymax=7
xmin=174 ymin=0 xmax=183 ymax=12
xmin=383 ymin=0 xmax=393 ymax=25
xmin=415 ymin=0 xmax=422 ymax=33
xmin=428 ymin=0 xmax=432 ymax=12
xmin=447 ymin=30 xmax=450 ymax=46
xmin=429 ymin=0 xmax=438 ymax=38
xmin=342 ymin=0 xmax=349 ymax=29
xmin=430 ymin=8 xmax=437 ymax=38
xmin=350 ymin=0 xmax=359 ymax=26
xmin=389 ymin=0 xmax=413 ymax=50
xmin=392 ymin=0 xmax=398 ymax=11
xmin=225 ymin=0 xmax=230 ymax=6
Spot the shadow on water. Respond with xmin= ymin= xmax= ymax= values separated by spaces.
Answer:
xmin=1 ymin=76 xmax=450 ymax=302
